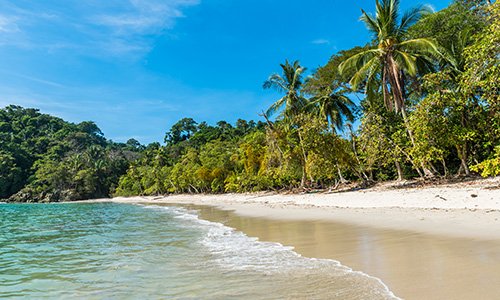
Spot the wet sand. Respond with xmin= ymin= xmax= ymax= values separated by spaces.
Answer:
xmin=192 ymin=205 xmax=500 ymax=300
xmin=83 ymin=178 xmax=500 ymax=299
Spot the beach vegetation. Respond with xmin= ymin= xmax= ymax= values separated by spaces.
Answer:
xmin=1 ymin=0 xmax=499 ymax=201
xmin=0 ymin=106 xmax=141 ymax=202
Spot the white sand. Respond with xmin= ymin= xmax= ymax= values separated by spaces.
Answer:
xmin=92 ymin=177 xmax=500 ymax=240
xmin=80 ymin=177 xmax=500 ymax=300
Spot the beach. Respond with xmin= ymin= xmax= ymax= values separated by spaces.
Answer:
xmin=2 ymin=0 xmax=498 ymax=298
xmin=95 ymin=177 xmax=500 ymax=299
xmin=103 ymin=177 xmax=500 ymax=239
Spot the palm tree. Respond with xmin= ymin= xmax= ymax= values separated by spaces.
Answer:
xmin=263 ymin=60 xmax=308 ymax=120
xmin=310 ymin=87 xmax=356 ymax=133
xmin=339 ymin=0 xmax=442 ymax=143
xmin=263 ymin=60 xmax=313 ymax=187
xmin=339 ymin=0 xmax=445 ymax=177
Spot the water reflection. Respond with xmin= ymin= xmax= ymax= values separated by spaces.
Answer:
xmin=189 ymin=204 xmax=500 ymax=300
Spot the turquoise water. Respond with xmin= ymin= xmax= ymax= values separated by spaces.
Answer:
xmin=0 ymin=203 xmax=397 ymax=299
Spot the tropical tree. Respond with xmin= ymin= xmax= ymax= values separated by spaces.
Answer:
xmin=465 ymin=1 xmax=500 ymax=177
xmin=305 ymin=49 xmax=363 ymax=133
xmin=462 ymin=1 xmax=500 ymax=112
xmin=310 ymin=87 xmax=356 ymax=133
xmin=164 ymin=117 xmax=198 ymax=145
xmin=263 ymin=60 xmax=308 ymax=120
xmin=339 ymin=0 xmax=446 ymax=177
xmin=339 ymin=0 xmax=442 ymax=136
xmin=263 ymin=60 xmax=309 ymax=187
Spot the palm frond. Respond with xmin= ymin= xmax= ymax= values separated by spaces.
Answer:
xmin=339 ymin=48 xmax=380 ymax=75
xmin=363 ymin=59 xmax=381 ymax=98
xmin=398 ymin=4 xmax=433 ymax=34
xmin=398 ymin=38 xmax=440 ymax=55
xmin=264 ymin=60 xmax=308 ymax=121
xmin=414 ymin=55 xmax=437 ymax=75
xmin=335 ymin=96 xmax=356 ymax=124
xmin=339 ymin=103 xmax=356 ymax=121
xmin=349 ymin=56 xmax=380 ymax=89
xmin=437 ymin=45 xmax=458 ymax=70
xmin=292 ymin=66 xmax=305 ymax=90
xmin=263 ymin=74 xmax=287 ymax=93
xmin=388 ymin=0 xmax=400 ymax=36
xmin=395 ymin=50 xmax=417 ymax=76
xmin=265 ymin=97 xmax=286 ymax=118
xmin=360 ymin=9 xmax=381 ymax=38
xmin=310 ymin=87 xmax=356 ymax=132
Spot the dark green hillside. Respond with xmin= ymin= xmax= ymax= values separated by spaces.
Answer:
xmin=2 ymin=1 xmax=499 ymax=202
xmin=0 ymin=105 xmax=141 ymax=202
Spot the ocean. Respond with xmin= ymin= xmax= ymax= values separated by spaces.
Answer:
xmin=0 ymin=202 xmax=397 ymax=299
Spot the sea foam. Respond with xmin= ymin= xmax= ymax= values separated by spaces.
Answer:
xmin=143 ymin=204 xmax=400 ymax=300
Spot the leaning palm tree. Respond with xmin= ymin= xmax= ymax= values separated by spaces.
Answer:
xmin=339 ymin=0 xmax=442 ymax=142
xmin=339 ymin=0 xmax=445 ymax=177
xmin=263 ymin=60 xmax=308 ymax=120
xmin=310 ymin=87 xmax=356 ymax=133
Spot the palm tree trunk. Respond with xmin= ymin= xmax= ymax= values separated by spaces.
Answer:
xmin=386 ymin=55 xmax=407 ymax=112
xmin=301 ymin=166 xmax=307 ymax=188
xmin=386 ymin=56 xmax=435 ymax=178
xmin=383 ymin=130 xmax=425 ymax=178
xmin=297 ymin=129 xmax=309 ymax=188
xmin=348 ymin=124 xmax=370 ymax=181
xmin=337 ymin=166 xmax=348 ymax=184
xmin=400 ymin=106 xmax=417 ymax=147
xmin=398 ymin=80 xmax=435 ymax=178
xmin=459 ymin=110 xmax=471 ymax=176
xmin=457 ymin=145 xmax=471 ymax=176
xmin=441 ymin=158 xmax=449 ymax=177
xmin=261 ymin=112 xmax=285 ymax=157
xmin=461 ymin=158 xmax=471 ymax=176
xmin=395 ymin=160 xmax=404 ymax=181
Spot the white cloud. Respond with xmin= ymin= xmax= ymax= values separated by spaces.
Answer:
xmin=0 ymin=0 xmax=200 ymax=58
xmin=311 ymin=39 xmax=330 ymax=45
xmin=0 ymin=15 xmax=19 ymax=32
xmin=95 ymin=15 xmax=166 ymax=33
xmin=93 ymin=0 xmax=199 ymax=34
xmin=8 ymin=72 xmax=65 ymax=88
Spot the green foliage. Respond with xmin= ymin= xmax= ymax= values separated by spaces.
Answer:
xmin=359 ymin=111 xmax=403 ymax=179
xmin=115 ymin=112 xmax=361 ymax=195
xmin=471 ymin=146 xmax=500 ymax=177
xmin=408 ymin=1 xmax=486 ymax=67
xmin=4 ymin=1 xmax=500 ymax=201
xmin=115 ymin=119 xmax=274 ymax=195
xmin=0 ymin=106 xmax=140 ymax=202
xmin=0 ymin=151 xmax=23 ymax=197
xmin=263 ymin=60 xmax=308 ymax=120
xmin=339 ymin=0 xmax=441 ymax=113
xmin=114 ymin=0 xmax=499 ymax=194
xmin=165 ymin=118 xmax=198 ymax=145
xmin=410 ymin=71 xmax=491 ymax=174
xmin=461 ymin=1 xmax=500 ymax=111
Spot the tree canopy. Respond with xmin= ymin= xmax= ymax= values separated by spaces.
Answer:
xmin=2 ymin=0 xmax=499 ymax=202
xmin=0 ymin=106 xmax=141 ymax=202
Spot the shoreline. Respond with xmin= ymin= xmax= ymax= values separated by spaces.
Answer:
xmin=78 ymin=178 xmax=500 ymax=299
xmin=89 ymin=177 xmax=500 ymax=240
xmin=186 ymin=204 xmax=500 ymax=300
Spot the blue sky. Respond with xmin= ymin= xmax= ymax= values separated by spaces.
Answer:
xmin=0 ymin=0 xmax=450 ymax=144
